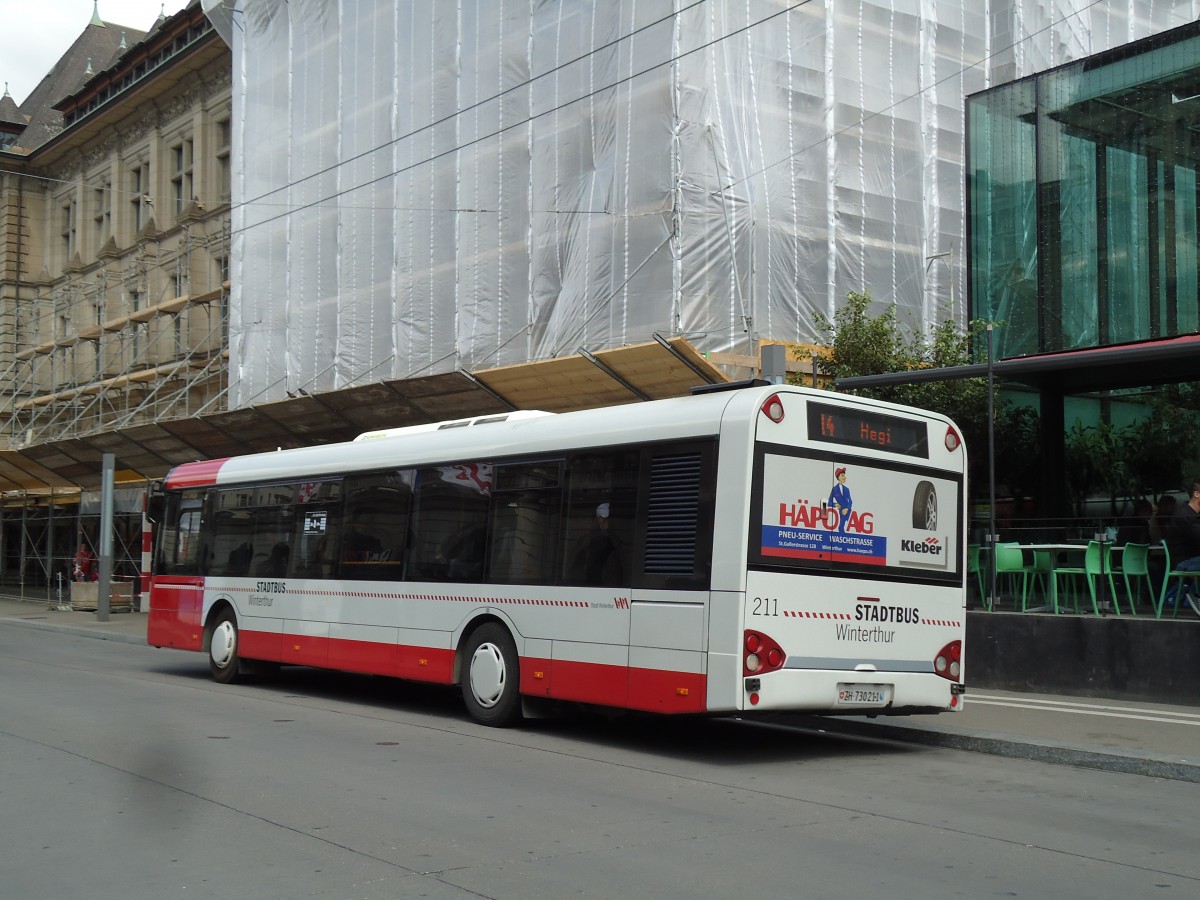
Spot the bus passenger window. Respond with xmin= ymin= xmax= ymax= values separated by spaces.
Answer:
xmin=410 ymin=463 xmax=492 ymax=581
xmin=486 ymin=461 xmax=562 ymax=585
xmin=287 ymin=482 xmax=341 ymax=580
xmin=342 ymin=471 xmax=413 ymax=581
xmin=157 ymin=489 xmax=205 ymax=576
xmin=210 ymin=488 xmax=255 ymax=577
xmin=563 ymin=451 xmax=637 ymax=586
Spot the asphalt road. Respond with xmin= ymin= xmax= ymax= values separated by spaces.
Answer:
xmin=2 ymin=627 xmax=1198 ymax=899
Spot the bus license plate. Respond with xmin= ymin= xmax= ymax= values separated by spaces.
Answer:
xmin=836 ymin=683 xmax=893 ymax=706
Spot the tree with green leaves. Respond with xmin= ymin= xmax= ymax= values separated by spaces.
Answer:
xmin=801 ymin=290 xmax=1037 ymax=508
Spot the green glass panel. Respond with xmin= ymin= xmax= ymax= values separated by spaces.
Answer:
xmin=1175 ymin=165 xmax=1198 ymax=335
xmin=1106 ymin=146 xmax=1150 ymax=344
xmin=968 ymin=82 xmax=1037 ymax=359
xmin=1057 ymin=133 xmax=1098 ymax=351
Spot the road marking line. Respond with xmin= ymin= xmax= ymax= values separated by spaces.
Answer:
xmin=968 ymin=697 xmax=1200 ymax=727
xmin=970 ymin=692 xmax=1200 ymax=719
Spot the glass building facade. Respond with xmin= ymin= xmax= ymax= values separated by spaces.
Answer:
xmin=966 ymin=21 xmax=1200 ymax=526
xmin=969 ymin=21 xmax=1200 ymax=360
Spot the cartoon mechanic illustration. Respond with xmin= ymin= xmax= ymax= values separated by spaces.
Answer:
xmin=828 ymin=466 xmax=853 ymax=532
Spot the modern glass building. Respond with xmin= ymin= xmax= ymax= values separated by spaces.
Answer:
xmin=970 ymin=19 xmax=1200 ymax=358
xmin=968 ymin=19 xmax=1200 ymax=518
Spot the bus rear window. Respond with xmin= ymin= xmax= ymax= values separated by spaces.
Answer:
xmin=750 ymin=449 xmax=960 ymax=581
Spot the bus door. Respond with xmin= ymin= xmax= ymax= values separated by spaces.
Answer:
xmin=147 ymin=489 xmax=207 ymax=651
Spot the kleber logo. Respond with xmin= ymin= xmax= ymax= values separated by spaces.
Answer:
xmin=898 ymin=534 xmax=949 ymax=569
xmin=900 ymin=536 xmax=943 ymax=556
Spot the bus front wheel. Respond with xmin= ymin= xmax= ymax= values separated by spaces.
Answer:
xmin=209 ymin=608 xmax=241 ymax=684
xmin=461 ymin=623 xmax=522 ymax=727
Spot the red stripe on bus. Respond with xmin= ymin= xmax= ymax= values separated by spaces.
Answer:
xmin=164 ymin=458 xmax=230 ymax=490
xmin=522 ymin=656 xmax=706 ymax=713
xmin=148 ymin=616 xmax=706 ymax=713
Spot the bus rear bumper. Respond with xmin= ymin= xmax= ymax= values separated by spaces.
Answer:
xmin=740 ymin=669 xmax=961 ymax=715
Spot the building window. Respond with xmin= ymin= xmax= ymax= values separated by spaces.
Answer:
xmin=215 ymin=255 xmax=230 ymax=285
xmin=219 ymin=289 xmax=229 ymax=345
xmin=61 ymin=201 xmax=77 ymax=266
xmin=174 ymin=314 xmax=186 ymax=357
xmin=172 ymin=138 xmax=194 ymax=217
xmin=216 ymin=118 xmax=231 ymax=202
xmin=131 ymin=163 xmax=151 ymax=233
xmin=93 ymin=181 xmax=111 ymax=247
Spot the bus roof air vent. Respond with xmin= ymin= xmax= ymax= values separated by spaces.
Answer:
xmin=354 ymin=410 xmax=553 ymax=441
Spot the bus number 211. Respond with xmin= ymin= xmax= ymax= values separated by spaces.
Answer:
xmin=752 ymin=597 xmax=779 ymax=616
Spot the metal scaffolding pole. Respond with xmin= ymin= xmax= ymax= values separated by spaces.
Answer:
xmin=96 ymin=454 xmax=115 ymax=621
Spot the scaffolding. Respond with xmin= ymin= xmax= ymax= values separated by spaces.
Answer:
xmin=0 ymin=483 xmax=149 ymax=607
xmin=0 ymin=216 xmax=231 ymax=449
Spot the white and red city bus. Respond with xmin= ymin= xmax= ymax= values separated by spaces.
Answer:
xmin=147 ymin=382 xmax=966 ymax=726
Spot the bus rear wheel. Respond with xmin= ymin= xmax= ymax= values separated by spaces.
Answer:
xmin=461 ymin=623 xmax=521 ymax=727
xmin=209 ymin=608 xmax=241 ymax=684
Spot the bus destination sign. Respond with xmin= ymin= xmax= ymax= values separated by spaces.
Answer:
xmin=806 ymin=402 xmax=929 ymax=458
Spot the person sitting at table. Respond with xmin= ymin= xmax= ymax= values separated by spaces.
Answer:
xmin=1163 ymin=481 xmax=1200 ymax=614
xmin=1151 ymin=493 xmax=1177 ymax=544
xmin=1115 ymin=498 xmax=1153 ymax=546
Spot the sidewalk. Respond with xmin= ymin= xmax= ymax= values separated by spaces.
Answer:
xmin=2 ymin=593 xmax=1198 ymax=781
xmin=0 ymin=592 xmax=148 ymax=645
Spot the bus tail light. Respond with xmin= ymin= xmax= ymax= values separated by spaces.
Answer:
xmin=761 ymin=394 xmax=785 ymax=423
xmin=744 ymin=630 xmax=786 ymax=677
xmin=934 ymin=640 xmax=962 ymax=682
xmin=944 ymin=425 xmax=961 ymax=452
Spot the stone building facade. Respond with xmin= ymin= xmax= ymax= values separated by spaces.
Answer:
xmin=0 ymin=2 xmax=230 ymax=590
xmin=0 ymin=2 xmax=231 ymax=455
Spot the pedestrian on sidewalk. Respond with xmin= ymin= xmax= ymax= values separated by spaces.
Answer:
xmin=1164 ymin=480 xmax=1200 ymax=615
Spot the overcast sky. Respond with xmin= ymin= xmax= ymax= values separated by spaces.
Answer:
xmin=1 ymin=1 xmax=192 ymax=106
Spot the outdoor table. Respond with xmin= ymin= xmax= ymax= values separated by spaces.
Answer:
xmin=1017 ymin=541 xmax=1114 ymax=614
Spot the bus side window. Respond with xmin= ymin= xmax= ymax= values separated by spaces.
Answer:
xmin=342 ymin=471 xmax=412 ymax=581
xmin=289 ymin=483 xmax=341 ymax=580
xmin=210 ymin=487 xmax=256 ymax=576
xmin=250 ymin=486 xmax=294 ymax=577
xmin=410 ymin=464 xmax=492 ymax=582
xmin=157 ymin=489 xmax=205 ymax=576
xmin=562 ymin=450 xmax=637 ymax=586
xmin=486 ymin=460 xmax=562 ymax=585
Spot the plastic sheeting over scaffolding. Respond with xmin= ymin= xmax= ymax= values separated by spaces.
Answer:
xmin=207 ymin=0 xmax=1198 ymax=408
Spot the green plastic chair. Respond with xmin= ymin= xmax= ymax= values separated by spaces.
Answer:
xmin=1115 ymin=543 xmax=1153 ymax=615
xmin=968 ymin=544 xmax=987 ymax=608
xmin=1050 ymin=540 xmax=1119 ymax=615
xmin=993 ymin=542 xmax=1035 ymax=610
xmin=1156 ymin=543 xmax=1199 ymax=619
xmin=1029 ymin=549 xmax=1054 ymax=602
